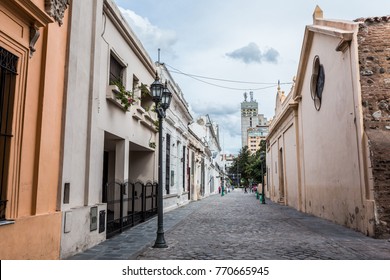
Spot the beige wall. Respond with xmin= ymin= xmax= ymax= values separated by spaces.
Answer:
xmin=267 ymin=13 xmax=376 ymax=237
xmin=283 ymin=123 xmax=299 ymax=209
xmin=267 ymin=113 xmax=298 ymax=206
xmin=298 ymin=32 xmax=365 ymax=230
xmin=269 ymin=140 xmax=279 ymax=200
xmin=129 ymin=151 xmax=156 ymax=182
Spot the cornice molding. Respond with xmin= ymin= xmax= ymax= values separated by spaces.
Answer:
xmin=103 ymin=0 xmax=155 ymax=77
xmin=5 ymin=0 xmax=53 ymax=26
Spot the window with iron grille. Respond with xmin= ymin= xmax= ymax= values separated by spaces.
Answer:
xmin=109 ymin=53 xmax=124 ymax=84
xmin=0 ymin=47 xmax=18 ymax=220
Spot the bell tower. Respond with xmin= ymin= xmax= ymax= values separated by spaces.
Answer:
xmin=240 ymin=91 xmax=258 ymax=147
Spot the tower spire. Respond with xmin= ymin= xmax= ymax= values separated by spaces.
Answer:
xmin=313 ymin=5 xmax=323 ymax=21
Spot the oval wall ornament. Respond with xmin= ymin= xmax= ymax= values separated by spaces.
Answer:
xmin=310 ymin=55 xmax=325 ymax=111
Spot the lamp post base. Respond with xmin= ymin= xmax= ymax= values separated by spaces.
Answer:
xmin=153 ymin=233 xmax=168 ymax=248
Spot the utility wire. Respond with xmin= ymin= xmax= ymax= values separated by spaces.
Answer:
xmin=164 ymin=63 xmax=293 ymax=91
xmin=174 ymin=73 xmax=277 ymax=91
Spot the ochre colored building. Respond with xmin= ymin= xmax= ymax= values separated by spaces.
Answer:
xmin=0 ymin=0 xmax=69 ymax=259
xmin=266 ymin=7 xmax=390 ymax=238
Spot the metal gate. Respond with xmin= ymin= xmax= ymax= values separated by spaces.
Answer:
xmin=105 ymin=180 xmax=158 ymax=239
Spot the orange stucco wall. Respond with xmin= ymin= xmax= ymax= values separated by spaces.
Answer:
xmin=0 ymin=212 xmax=62 ymax=259
xmin=0 ymin=1 xmax=69 ymax=259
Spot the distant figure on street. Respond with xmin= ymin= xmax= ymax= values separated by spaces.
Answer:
xmin=218 ymin=186 xmax=221 ymax=194
xmin=244 ymin=186 xmax=248 ymax=193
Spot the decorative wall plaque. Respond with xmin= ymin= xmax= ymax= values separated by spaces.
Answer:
xmin=310 ymin=55 xmax=325 ymax=111
xmin=45 ymin=0 xmax=69 ymax=26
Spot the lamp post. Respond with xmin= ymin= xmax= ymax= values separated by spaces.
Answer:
xmin=221 ymin=173 xmax=225 ymax=196
xmin=151 ymin=72 xmax=172 ymax=248
xmin=236 ymin=164 xmax=239 ymax=188
xmin=260 ymin=151 xmax=266 ymax=204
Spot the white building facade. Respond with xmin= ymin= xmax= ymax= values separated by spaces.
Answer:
xmin=60 ymin=0 xmax=159 ymax=259
xmin=189 ymin=115 xmax=223 ymax=199
xmin=156 ymin=63 xmax=193 ymax=211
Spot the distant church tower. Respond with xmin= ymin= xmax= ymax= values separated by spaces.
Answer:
xmin=241 ymin=91 xmax=258 ymax=148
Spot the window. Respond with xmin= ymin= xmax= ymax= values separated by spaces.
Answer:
xmin=191 ymin=151 xmax=194 ymax=176
xmin=109 ymin=53 xmax=125 ymax=84
xmin=165 ymin=134 xmax=171 ymax=194
xmin=137 ymin=75 xmax=153 ymax=111
xmin=0 ymin=47 xmax=18 ymax=220
xmin=132 ymin=75 xmax=139 ymax=93
xmin=182 ymin=146 xmax=186 ymax=191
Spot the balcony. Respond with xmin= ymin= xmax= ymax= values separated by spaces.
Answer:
xmin=106 ymin=84 xmax=127 ymax=111
xmin=131 ymin=105 xmax=158 ymax=133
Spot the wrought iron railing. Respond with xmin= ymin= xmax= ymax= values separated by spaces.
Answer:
xmin=105 ymin=180 xmax=158 ymax=239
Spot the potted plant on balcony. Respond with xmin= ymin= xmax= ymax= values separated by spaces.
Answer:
xmin=110 ymin=80 xmax=138 ymax=111
xmin=149 ymin=142 xmax=156 ymax=149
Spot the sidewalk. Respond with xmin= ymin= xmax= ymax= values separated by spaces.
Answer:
xmin=67 ymin=194 xmax=212 ymax=260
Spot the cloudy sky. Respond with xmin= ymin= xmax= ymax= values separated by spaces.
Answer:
xmin=113 ymin=0 xmax=389 ymax=154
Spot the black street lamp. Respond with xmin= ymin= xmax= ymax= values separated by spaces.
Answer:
xmin=260 ymin=151 xmax=266 ymax=204
xmin=221 ymin=173 xmax=225 ymax=196
xmin=151 ymin=72 xmax=172 ymax=248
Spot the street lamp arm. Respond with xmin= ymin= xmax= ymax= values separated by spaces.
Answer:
xmin=156 ymin=106 xmax=166 ymax=118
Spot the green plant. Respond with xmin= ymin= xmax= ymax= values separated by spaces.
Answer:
xmin=139 ymin=83 xmax=150 ymax=97
xmin=227 ymin=140 xmax=267 ymax=186
xmin=111 ymin=80 xmax=138 ymax=111
xmin=153 ymin=119 xmax=159 ymax=131
xmin=149 ymin=142 xmax=156 ymax=149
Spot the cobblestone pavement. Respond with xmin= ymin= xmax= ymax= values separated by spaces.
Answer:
xmin=69 ymin=189 xmax=390 ymax=260
xmin=136 ymin=190 xmax=390 ymax=260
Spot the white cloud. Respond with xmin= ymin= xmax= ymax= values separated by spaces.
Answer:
xmin=226 ymin=43 xmax=261 ymax=64
xmin=226 ymin=43 xmax=280 ymax=64
xmin=192 ymin=101 xmax=238 ymax=116
xmin=263 ymin=48 xmax=280 ymax=64
xmin=118 ymin=7 xmax=177 ymax=58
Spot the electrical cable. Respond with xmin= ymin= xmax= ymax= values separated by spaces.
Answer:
xmin=164 ymin=63 xmax=293 ymax=91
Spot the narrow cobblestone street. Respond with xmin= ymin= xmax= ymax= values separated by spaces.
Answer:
xmin=70 ymin=189 xmax=390 ymax=260
xmin=135 ymin=190 xmax=390 ymax=260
